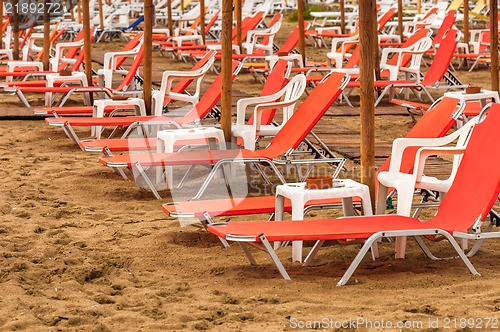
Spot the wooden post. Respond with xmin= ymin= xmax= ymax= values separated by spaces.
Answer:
xmin=167 ymin=0 xmax=173 ymax=37
xmin=77 ymin=0 xmax=82 ymax=23
xmin=490 ymin=0 xmax=499 ymax=92
xmin=12 ymin=0 xmax=19 ymax=60
xmin=68 ymin=0 xmax=75 ymax=21
xmin=144 ymin=0 xmax=153 ymax=114
xmin=298 ymin=0 xmax=306 ymax=64
xmin=373 ymin=0 xmax=380 ymax=79
xmin=358 ymin=0 xmax=376 ymax=208
xmin=463 ymin=0 xmax=469 ymax=45
xmin=82 ymin=0 xmax=93 ymax=104
xmin=220 ymin=0 xmax=233 ymax=142
xmin=98 ymin=0 xmax=105 ymax=31
xmin=0 ymin=0 xmax=4 ymax=28
xmin=200 ymin=0 xmax=206 ymax=44
xmin=43 ymin=0 xmax=51 ymax=71
xmin=397 ymin=0 xmax=403 ymax=42
xmin=417 ymin=0 xmax=421 ymax=14
xmin=235 ymin=0 xmax=242 ymax=53
xmin=340 ymin=0 xmax=345 ymax=34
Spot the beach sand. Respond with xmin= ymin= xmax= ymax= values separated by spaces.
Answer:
xmin=1 ymin=18 xmax=500 ymax=331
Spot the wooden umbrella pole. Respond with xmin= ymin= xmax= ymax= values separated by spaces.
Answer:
xmin=490 ymin=0 xmax=499 ymax=92
xmin=463 ymin=0 xmax=469 ymax=45
xmin=82 ymin=0 xmax=93 ymax=104
xmin=235 ymin=0 xmax=242 ymax=53
xmin=12 ymin=0 xmax=19 ymax=60
xmin=373 ymin=0 xmax=380 ymax=79
xmin=298 ymin=0 xmax=306 ymax=65
xmin=43 ymin=0 xmax=51 ymax=71
xmin=144 ymin=0 xmax=153 ymax=114
xmin=167 ymin=0 xmax=173 ymax=37
xmin=397 ymin=0 xmax=403 ymax=42
xmin=200 ymin=0 xmax=206 ymax=44
xmin=358 ymin=0 xmax=376 ymax=208
xmin=340 ymin=0 xmax=345 ymax=34
xmin=417 ymin=0 xmax=421 ymax=14
xmin=68 ymin=0 xmax=75 ymax=21
xmin=77 ymin=0 xmax=82 ymax=23
xmin=98 ymin=0 xmax=105 ymax=31
xmin=220 ymin=0 xmax=233 ymax=142
xmin=0 ymin=0 xmax=3 ymax=26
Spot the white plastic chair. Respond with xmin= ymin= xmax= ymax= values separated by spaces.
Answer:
xmin=151 ymin=52 xmax=216 ymax=115
xmin=376 ymin=114 xmax=480 ymax=218
xmin=380 ymin=35 xmax=432 ymax=81
xmin=241 ymin=21 xmax=282 ymax=55
xmin=231 ymin=74 xmax=307 ymax=150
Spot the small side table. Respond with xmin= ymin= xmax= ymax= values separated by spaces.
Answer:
xmin=45 ymin=72 xmax=88 ymax=106
xmin=156 ymin=127 xmax=226 ymax=189
xmin=275 ymin=179 xmax=374 ymax=263
xmin=444 ymin=89 xmax=500 ymax=107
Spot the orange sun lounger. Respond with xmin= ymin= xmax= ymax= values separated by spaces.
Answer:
xmin=207 ymin=103 xmax=500 ymax=285
xmin=98 ymin=72 xmax=349 ymax=199
xmin=162 ymin=95 xmax=464 ymax=225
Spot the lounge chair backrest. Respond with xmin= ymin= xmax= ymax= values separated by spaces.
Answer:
xmin=377 ymin=7 xmax=397 ymax=32
xmin=113 ymin=31 xmax=144 ymax=69
xmin=377 ymin=96 xmax=463 ymax=174
xmin=238 ymin=11 xmax=265 ymax=42
xmin=420 ymin=29 xmax=457 ymax=86
xmin=204 ymin=10 xmax=221 ymax=34
xmin=182 ymin=60 xmax=241 ymax=123
xmin=114 ymin=45 xmax=145 ymax=91
xmin=276 ymin=22 xmax=310 ymax=54
xmin=67 ymin=28 xmax=97 ymax=72
xmin=262 ymin=72 xmax=348 ymax=156
xmin=66 ymin=28 xmax=86 ymax=59
xmin=344 ymin=44 xmax=360 ymax=68
xmin=430 ymin=104 xmax=500 ymax=231
xmin=161 ymin=50 xmax=217 ymax=107
xmin=387 ymin=28 xmax=431 ymax=68
xmin=152 ymin=50 xmax=216 ymax=111
xmin=432 ymin=10 xmax=456 ymax=46
xmin=246 ymin=59 xmax=289 ymax=126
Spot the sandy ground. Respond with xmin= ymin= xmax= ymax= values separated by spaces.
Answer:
xmin=1 ymin=17 xmax=500 ymax=331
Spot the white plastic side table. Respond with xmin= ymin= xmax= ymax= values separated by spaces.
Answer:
xmin=275 ymin=179 xmax=374 ymax=263
xmin=444 ymin=90 xmax=500 ymax=107
xmin=156 ymin=127 xmax=226 ymax=189
xmin=45 ymin=72 xmax=88 ymax=106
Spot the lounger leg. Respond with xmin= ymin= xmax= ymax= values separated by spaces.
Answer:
xmin=337 ymin=234 xmax=381 ymax=286
xmin=413 ymin=235 xmax=441 ymax=260
xmin=202 ymin=212 xmax=230 ymax=248
xmin=437 ymin=230 xmax=479 ymax=276
xmin=63 ymin=121 xmax=81 ymax=144
xmin=303 ymin=240 xmax=324 ymax=267
xmin=467 ymin=222 xmax=494 ymax=257
xmin=259 ymin=234 xmax=291 ymax=280
xmin=134 ymin=162 xmax=162 ymax=200
xmin=239 ymin=243 xmax=258 ymax=266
